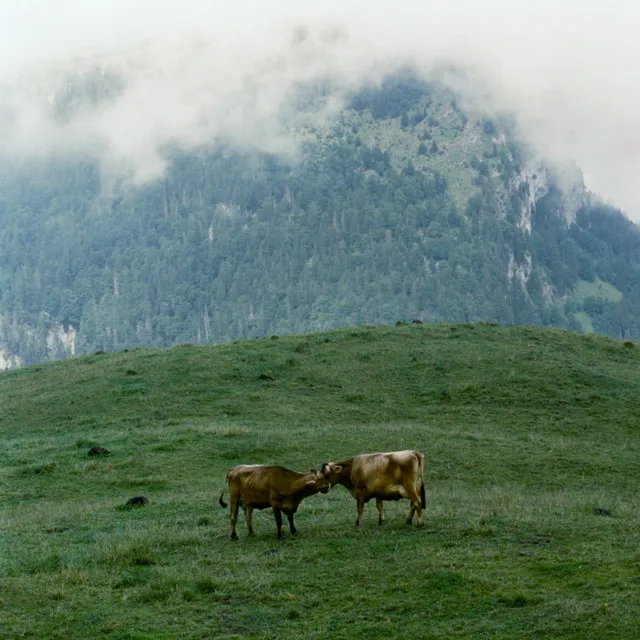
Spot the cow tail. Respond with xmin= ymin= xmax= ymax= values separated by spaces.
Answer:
xmin=418 ymin=452 xmax=426 ymax=509
xmin=219 ymin=472 xmax=229 ymax=509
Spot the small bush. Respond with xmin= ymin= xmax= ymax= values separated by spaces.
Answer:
xmin=27 ymin=553 xmax=65 ymax=575
xmin=113 ymin=571 xmax=150 ymax=589
xmin=497 ymin=593 xmax=532 ymax=608
xmin=135 ymin=575 xmax=179 ymax=603
xmin=108 ymin=543 xmax=157 ymax=567
xmin=24 ymin=462 xmax=56 ymax=475
xmin=181 ymin=589 xmax=197 ymax=601
xmin=196 ymin=578 xmax=220 ymax=593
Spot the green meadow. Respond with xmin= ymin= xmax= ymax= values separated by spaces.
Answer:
xmin=1 ymin=322 xmax=639 ymax=639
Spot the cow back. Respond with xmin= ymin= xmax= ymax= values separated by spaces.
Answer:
xmin=351 ymin=450 xmax=423 ymax=495
xmin=227 ymin=465 xmax=327 ymax=507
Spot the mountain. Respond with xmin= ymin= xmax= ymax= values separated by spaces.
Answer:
xmin=1 ymin=69 xmax=640 ymax=367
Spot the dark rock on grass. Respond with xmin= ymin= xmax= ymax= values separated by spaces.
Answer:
xmin=126 ymin=496 xmax=150 ymax=507
xmin=116 ymin=496 xmax=151 ymax=511
xmin=88 ymin=446 xmax=111 ymax=456
xmin=593 ymin=507 xmax=612 ymax=517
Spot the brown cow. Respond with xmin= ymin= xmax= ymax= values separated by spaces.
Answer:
xmin=321 ymin=450 xmax=426 ymax=527
xmin=219 ymin=465 xmax=330 ymax=539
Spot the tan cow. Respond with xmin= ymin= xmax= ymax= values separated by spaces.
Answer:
xmin=219 ymin=465 xmax=330 ymax=539
xmin=321 ymin=450 xmax=426 ymax=527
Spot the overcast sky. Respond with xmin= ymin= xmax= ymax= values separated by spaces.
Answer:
xmin=1 ymin=0 xmax=639 ymax=219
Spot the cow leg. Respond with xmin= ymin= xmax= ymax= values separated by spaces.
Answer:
xmin=273 ymin=508 xmax=284 ymax=539
xmin=355 ymin=493 xmax=365 ymax=527
xmin=418 ymin=483 xmax=426 ymax=527
xmin=230 ymin=496 xmax=240 ymax=540
xmin=286 ymin=511 xmax=297 ymax=535
xmin=376 ymin=498 xmax=385 ymax=525
xmin=415 ymin=500 xmax=423 ymax=527
xmin=245 ymin=506 xmax=255 ymax=536
xmin=405 ymin=488 xmax=422 ymax=527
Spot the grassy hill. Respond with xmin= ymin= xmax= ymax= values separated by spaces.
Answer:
xmin=1 ymin=322 xmax=640 ymax=638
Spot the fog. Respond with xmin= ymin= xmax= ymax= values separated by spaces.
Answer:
xmin=1 ymin=0 xmax=639 ymax=219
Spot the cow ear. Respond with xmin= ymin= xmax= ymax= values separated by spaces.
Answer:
xmin=306 ymin=479 xmax=316 ymax=486
xmin=332 ymin=465 xmax=343 ymax=473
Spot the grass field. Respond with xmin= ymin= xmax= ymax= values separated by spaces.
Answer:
xmin=1 ymin=322 xmax=640 ymax=639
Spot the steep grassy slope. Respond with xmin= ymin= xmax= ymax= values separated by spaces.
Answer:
xmin=1 ymin=323 xmax=640 ymax=638
xmin=341 ymin=86 xmax=487 ymax=211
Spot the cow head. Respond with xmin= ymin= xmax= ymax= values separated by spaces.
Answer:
xmin=320 ymin=462 xmax=343 ymax=487
xmin=306 ymin=469 xmax=330 ymax=494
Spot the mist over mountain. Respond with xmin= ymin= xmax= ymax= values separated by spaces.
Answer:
xmin=2 ymin=1 xmax=640 ymax=217
xmin=1 ymin=3 xmax=640 ymax=367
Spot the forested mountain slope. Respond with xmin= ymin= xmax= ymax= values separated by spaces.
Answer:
xmin=1 ymin=72 xmax=640 ymax=367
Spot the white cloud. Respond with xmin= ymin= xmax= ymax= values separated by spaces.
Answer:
xmin=1 ymin=0 xmax=639 ymax=219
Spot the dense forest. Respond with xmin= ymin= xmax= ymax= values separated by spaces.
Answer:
xmin=1 ymin=72 xmax=640 ymax=366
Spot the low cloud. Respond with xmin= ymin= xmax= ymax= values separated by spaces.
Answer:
xmin=1 ymin=0 xmax=639 ymax=219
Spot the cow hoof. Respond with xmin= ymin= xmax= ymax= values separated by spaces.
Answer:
xmin=231 ymin=534 xmax=238 ymax=541
xmin=290 ymin=530 xmax=297 ymax=535
xmin=248 ymin=531 xmax=255 ymax=537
